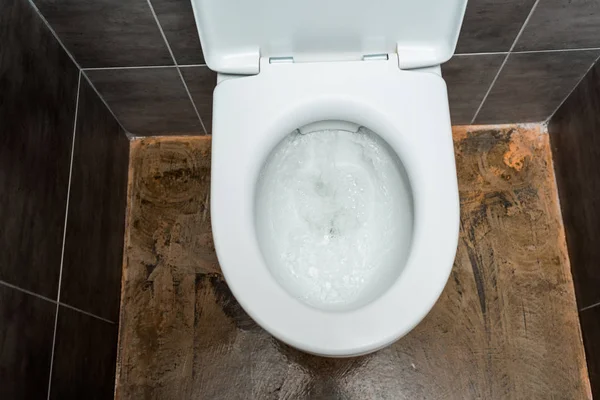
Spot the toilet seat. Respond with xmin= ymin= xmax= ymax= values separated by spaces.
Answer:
xmin=211 ymin=57 xmax=460 ymax=356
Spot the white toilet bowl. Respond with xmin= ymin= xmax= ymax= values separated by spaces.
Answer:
xmin=193 ymin=0 xmax=466 ymax=356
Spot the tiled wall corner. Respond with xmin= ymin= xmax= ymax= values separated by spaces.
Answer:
xmin=28 ymin=0 xmax=600 ymax=131
xmin=445 ymin=0 xmax=600 ymax=125
xmin=548 ymin=58 xmax=600 ymax=398
xmin=59 ymin=77 xmax=130 ymax=322
xmin=30 ymin=0 xmax=212 ymax=136
xmin=0 ymin=0 xmax=129 ymax=398
xmin=549 ymin=61 xmax=600 ymax=310
xmin=85 ymin=67 xmax=206 ymax=135
xmin=441 ymin=54 xmax=504 ymax=125
xmin=31 ymin=0 xmax=173 ymax=68
xmin=180 ymin=66 xmax=217 ymax=133
xmin=474 ymin=50 xmax=599 ymax=124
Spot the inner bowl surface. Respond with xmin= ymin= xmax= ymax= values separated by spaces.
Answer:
xmin=255 ymin=121 xmax=414 ymax=311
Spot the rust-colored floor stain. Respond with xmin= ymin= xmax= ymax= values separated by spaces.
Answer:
xmin=116 ymin=126 xmax=590 ymax=399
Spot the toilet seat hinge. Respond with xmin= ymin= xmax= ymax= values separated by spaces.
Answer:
xmin=269 ymin=56 xmax=294 ymax=64
xmin=268 ymin=54 xmax=391 ymax=65
xmin=362 ymin=53 xmax=389 ymax=61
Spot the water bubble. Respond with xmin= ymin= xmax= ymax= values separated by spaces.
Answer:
xmin=256 ymin=127 xmax=413 ymax=310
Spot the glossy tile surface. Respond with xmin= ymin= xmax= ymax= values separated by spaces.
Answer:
xmin=33 ymin=0 xmax=172 ymax=67
xmin=549 ymin=61 xmax=600 ymax=310
xmin=116 ymin=128 xmax=589 ymax=399
xmin=85 ymin=68 xmax=203 ymax=135
xmin=516 ymin=0 xmax=600 ymax=51
xmin=49 ymin=306 xmax=118 ymax=400
xmin=150 ymin=0 xmax=205 ymax=65
xmin=180 ymin=66 xmax=216 ymax=133
xmin=28 ymin=0 xmax=600 ymax=128
xmin=475 ymin=50 xmax=600 ymax=124
xmin=0 ymin=284 xmax=56 ymax=400
xmin=579 ymin=305 xmax=600 ymax=399
xmin=549 ymin=55 xmax=600 ymax=399
xmin=442 ymin=54 xmax=505 ymax=124
xmin=0 ymin=0 xmax=78 ymax=297
xmin=60 ymin=79 xmax=129 ymax=322
xmin=456 ymin=0 xmax=536 ymax=53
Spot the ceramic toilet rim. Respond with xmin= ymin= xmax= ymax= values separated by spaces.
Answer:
xmin=210 ymin=64 xmax=459 ymax=356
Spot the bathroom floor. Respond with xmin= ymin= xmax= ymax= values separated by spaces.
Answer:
xmin=116 ymin=126 xmax=590 ymax=399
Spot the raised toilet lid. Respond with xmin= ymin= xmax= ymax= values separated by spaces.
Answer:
xmin=190 ymin=0 xmax=468 ymax=74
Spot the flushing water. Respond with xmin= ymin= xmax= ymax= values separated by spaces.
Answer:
xmin=255 ymin=127 xmax=413 ymax=311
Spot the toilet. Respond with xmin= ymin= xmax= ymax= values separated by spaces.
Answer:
xmin=192 ymin=0 xmax=466 ymax=356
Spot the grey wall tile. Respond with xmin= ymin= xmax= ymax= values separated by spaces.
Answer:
xmin=33 ymin=0 xmax=173 ymax=68
xmin=456 ymin=0 xmax=536 ymax=54
xmin=516 ymin=0 xmax=600 ymax=51
xmin=49 ymin=306 xmax=118 ymax=400
xmin=151 ymin=0 xmax=205 ymax=65
xmin=579 ymin=306 xmax=600 ymax=398
xmin=86 ymin=67 xmax=203 ymax=135
xmin=548 ymin=61 xmax=600 ymax=309
xmin=0 ymin=284 xmax=56 ymax=400
xmin=442 ymin=54 xmax=505 ymax=125
xmin=60 ymin=79 xmax=129 ymax=322
xmin=475 ymin=50 xmax=600 ymax=124
xmin=0 ymin=0 xmax=78 ymax=298
xmin=180 ymin=66 xmax=216 ymax=132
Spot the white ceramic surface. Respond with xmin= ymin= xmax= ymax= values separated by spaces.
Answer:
xmin=255 ymin=125 xmax=414 ymax=312
xmin=210 ymin=57 xmax=460 ymax=356
xmin=190 ymin=0 xmax=468 ymax=73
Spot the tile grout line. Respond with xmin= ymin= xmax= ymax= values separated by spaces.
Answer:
xmin=179 ymin=72 xmax=208 ymax=134
xmin=81 ymin=73 xmax=132 ymax=139
xmin=80 ymin=49 xmax=600 ymax=70
xmin=82 ymin=63 xmax=208 ymax=71
xmin=0 ymin=279 xmax=56 ymax=304
xmin=0 ymin=279 xmax=117 ymax=324
xmin=455 ymin=47 xmax=600 ymax=57
xmin=27 ymin=0 xmax=596 ymax=131
xmin=146 ymin=0 xmax=208 ymax=134
xmin=55 ymin=302 xmax=117 ymax=324
xmin=454 ymin=52 xmax=508 ymax=57
xmin=59 ymin=302 xmax=115 ymax=324
xmin=56 ymin=303 xmax=117 ymax=324
xmin=29 ymin=0 xmax=594 ymax=131
xmin=580 ymin=301 xmax=600 ymax=312
xmin=178 ymin=64 xmax=209 ymax=68
xmin=545 ymin=52 xmax=600 ymax=124
xmin=513 ymin=47 xmax=600 ymax=54
xmin=83 ymin=65 xmax=175 ymax=71
xmin=46 ymin=70 xmax=81 ymax=400
xmin=469 ymin=53 xmax=511 ymax=124
xmin=28 ymin=0 xmax=131 ymax=139
xmin=470 ymin=0 xmax=541 ymax=124
xmin=81 ymin=71 xmax=132 ymax=137
xmin=27 ymin=0 xmax=81 ymax=70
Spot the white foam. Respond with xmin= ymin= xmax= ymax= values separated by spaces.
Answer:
xmin=255 ymin=127 xmax=413 ymax=311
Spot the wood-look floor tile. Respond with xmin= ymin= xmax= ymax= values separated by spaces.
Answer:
xmin=115 ymin=128 xmax=589 ymax=399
